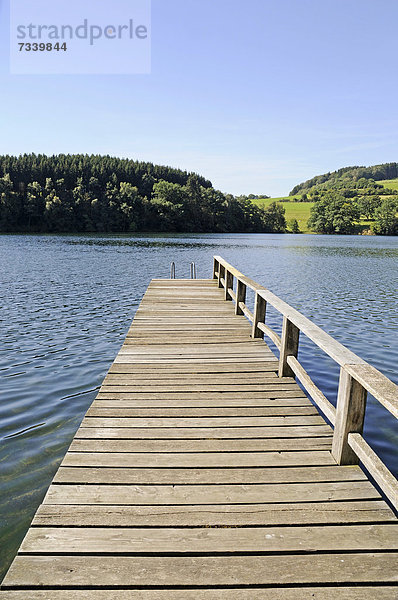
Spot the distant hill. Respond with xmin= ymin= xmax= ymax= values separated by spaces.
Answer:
xmin=284 ymin=162 xmax=398 ymax=235
xmin=290 ymin=162 xmax=398 ymax=195
xmin=250 ymin=163 xmax=398 ymax=235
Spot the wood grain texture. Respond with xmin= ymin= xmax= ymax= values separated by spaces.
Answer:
xmin=43 ymin=481 xmax=380 ymax=505
xmin=73 ymin=425 xmax=334 ymax=439
xmin=3 ymin=554 xmax=397 ymax=587
xmin=60 ymin=450 xmax=335 ymax=468
xmin=53 ymin=465 xmax=366 ymax=484
xmin=32 ymin=500 xmax=396 ymax=527
xmin=20 ymin=524 xmax=398 ymax=554
xmin=69 ymin=436 xmax=333 ymax=452
xmin=1 ymin=589 xmax=397 ymax=600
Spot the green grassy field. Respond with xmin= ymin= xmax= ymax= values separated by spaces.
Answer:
xmin=252 ymin=196 xmax=314 ymax=233
xmin=377 ymin=179 xmax=398 ymax=191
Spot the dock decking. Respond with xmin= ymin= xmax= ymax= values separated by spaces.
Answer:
xmin=1 ymin=262 xmax=397 ymax=598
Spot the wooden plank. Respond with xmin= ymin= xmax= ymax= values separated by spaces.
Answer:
xmin=86 ymin=407 xmax=319 ymax=417
xmin=128 ymin=324 xmax=251 ymax=330
xmin=74 ymin=425 xmax=333 ymax=439
xmin=1 ymin=588 xmax=397 ymax=599
xmin=117 ymin=345 xmax=269 ymax=352
xmin=81 ymin=416 xmax=326 ymax=428
xmin=69 ymin=437 xmax=333 ymax=452
xmin=3 ymin=553 xmax=397 ymax=587
xmin=96 ymin=390 xmax=309 ymax=399
xmin=98 ymin=385 xmax=304 ymax=393
xmin=43 ymin=481 xmax=380 ymax=505
xmin=20 ymin=524 xmax=398 ymax=554
xmin=91 ymin=398 xmax=311 ymax=408
xmin=60 ymin=450 xmax=335 ymax=468
xmin=114 ymin=357 xmax=279 ymax=364
xmin=32 ymin=500 xmax=396 ymax=528
xmin=104 ymin=372 xmax=279 ymax=381
xmin=109 ymin=363 xmax=278 ymax=372
xmin=126 ymin=340 xmax=262 ymax=345
xmin=53 ymin=465 xmax=366 ymax=485
xmin=103 ymin=373 xmax=280 ymax=382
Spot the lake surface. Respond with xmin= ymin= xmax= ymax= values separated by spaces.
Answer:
xmin=1 ymin=233 xmax=397 ymax=579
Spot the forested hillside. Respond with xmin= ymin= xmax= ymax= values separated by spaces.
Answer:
xmin=288 ymin=162 xmax=398 ymax=235
xmin=290 ymin=163 xmax=398 ymax=195
xmin=0 ymin=154 xmax=286 ymax=234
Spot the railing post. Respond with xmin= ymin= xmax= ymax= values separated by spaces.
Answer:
xmin=225 ymin=270 xmax=233 ymax=301
xmin=218 ymin=264 xmax=225 ymax=289
xmin=278 ymin=316 xmax=300 ymax=378
xmin=235 ymin=279 xmax=247 ymax=315
xmin=213 ymin=257 xmax=219 ymax=280
xmin=332 ymin=368 xmax=367 ymax=465
xmin=252 ymin=292 xmax=267 ymax=338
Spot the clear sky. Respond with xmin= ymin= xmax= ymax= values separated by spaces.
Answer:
xmin=0 ymin=0 xmax=397 ymax=196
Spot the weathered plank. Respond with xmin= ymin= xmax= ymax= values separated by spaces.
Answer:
xmin=21 ymin=524 xmax=398 ymax=554
xmin=1 ymin=588 xmax=397 ymax=599
xmin=53 ymin=465 xmax=366 ymax=484
xmin=86 ymin=406 xmax=319 ymax=417
xmin=69 ymin=437 xmax=333 ymax=452
xmin=98 ymin=384 xmax=305 ymax=393
xmin=43 ymin=481 xmax=380 ymax=505
xmin=96 ymin=390 xmax=308 ymax=399
xmin=74 ymin=425 xmax=333 ymax=439
xmin=91 ymin=397 xmax=312 ymax=408
xmin=80 ymin=416 xmax=326 ymax=428
xmin=3 ymin=554 xmax=397 ymax=587
xmin=109 ymin=362 xmax=279 ymax=373
xmin=103 ymin=373 xmax=279 ymax=381
xmin=32 ymin=499 xmax=396 ymax=527
xmin=60 ymin=450 xmax=335 ymax=468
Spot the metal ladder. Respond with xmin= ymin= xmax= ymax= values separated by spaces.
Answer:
xmin=169 ymin=262 xmax=197 ymax=279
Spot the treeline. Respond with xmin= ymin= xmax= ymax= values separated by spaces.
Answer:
xmin=0 ymin=154 xmax=286 ymax=233
xmin=291 ymin=162 xmax=398 ymax=195
xmin=307 ymin=193 xmax=398 ymax=235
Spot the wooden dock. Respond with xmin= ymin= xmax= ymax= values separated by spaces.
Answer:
xmin=1 ymin=256 xmax=397 ymax=598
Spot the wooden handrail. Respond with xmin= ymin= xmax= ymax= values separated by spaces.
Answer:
xmin=213 ymin=255 xmax=398 ymax=508
xmin=348 ymin=433 xmax=398 ymax=511
xmin=214 ymin=255 xmax=398 ymax=418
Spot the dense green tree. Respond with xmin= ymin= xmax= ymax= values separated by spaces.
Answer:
xmin=262 ymin=202 xmax=286 ymax=233
xmin=289 ymin=218 xmax=300 ymax=233
xmin=25 ymin=181 xmax=44 ymax=230
xmin=0 ymin=174 xmax=21 ymax=231
xmin=307 ymin=193 xmax=359 ymax=234
xmin=357 ymin=195 xmax=381 ymax=220
xmin=372 ymin=199 xmax=398 ymax=235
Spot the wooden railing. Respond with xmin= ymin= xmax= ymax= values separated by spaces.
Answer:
xmin=213 ymin=255 xmax=398 ymax=510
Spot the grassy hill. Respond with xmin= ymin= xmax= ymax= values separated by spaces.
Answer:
xmin=250 ymin=164 xmax=398 ymax=234
xmin=251 ymin=196 xmax=314 ymax=233
xmin=377 ymin=179 xmax=398 ymax=191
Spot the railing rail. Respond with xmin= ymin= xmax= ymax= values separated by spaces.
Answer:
xmin=213 ymin=255 xmax=398 ymax=510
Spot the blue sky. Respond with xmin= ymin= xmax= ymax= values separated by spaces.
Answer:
xmin=0 ymin=0 xmax=397 ymax=196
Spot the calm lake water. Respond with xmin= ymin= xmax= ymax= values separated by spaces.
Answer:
xmin=1 ymin=233 xmax=397 ymax=579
